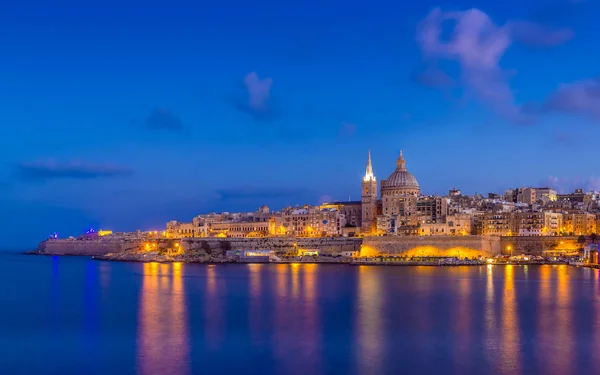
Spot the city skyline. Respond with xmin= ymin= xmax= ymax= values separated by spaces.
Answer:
xmin=2 ymin=0 xmax=600 ymax=247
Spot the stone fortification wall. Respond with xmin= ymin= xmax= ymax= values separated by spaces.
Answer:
xmin=181 ymin=237 xmax=362 ymax=254
xmin=361 ymin=236 xmax=502 ymax=258
xmin=498 ymin=236 xmax=581 ymax=255
xmin=38 ymin=239 xmax=139 ymax=256
xmin=38 ymin=235 xmax=580 ymax=258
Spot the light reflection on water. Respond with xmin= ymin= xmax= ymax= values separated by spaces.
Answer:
xmin=7 ymin=253 xmax=600 ymax=375
xmin=130 ymin=264 xmax=600 ymax=375
xmin=499 ymin=265 xmax=521 ymax=375
xmin=137 ymin=262 xmax=190 ymax=375
xmin=356 ymin=265 xmax=383 ymax=375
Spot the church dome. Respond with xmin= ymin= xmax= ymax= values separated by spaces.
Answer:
xmin=381 ymin=151 xmax=420 ymax=190
xmin=384 ymin=170 xmax=419 ymax=188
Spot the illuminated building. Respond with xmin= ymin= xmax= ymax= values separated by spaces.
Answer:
xmin=517 ymin=188 xmax=537 ymax=205
xmin=280 ymin=206 xmax=345 ymax=237
xmin=514 ymin=212 xmax=563 ymax=236
xmin=380 ymin=151 xmax=420 ymax=215
xmin=416 ymin=196 xmax=447 ymax=224
xmin=166 ymin=221 xmax=197 ymax=238
xmin=361 ymin=150 xmax=421 ymax=235
xmin=240 ymin=250 xmax=273 ymax=262
xmin=482 ymin=213 xmax=515 ymax=236
xmin=536 ymin=187 xmax=557 ymax=202
xmin=320 ymin=201 xmax=362 ymax=228
xmin=209 ymin=221 xmax=272 ymax=238
xmin=361 ymin=151 xmax=378 ymax=233
xmin=418 ymin=214 xmax=472 ymax=236
xmin=562 ymin=212 xmax=596 ymax=235
xmin=298 ymin=249 xmax=319 ymax=256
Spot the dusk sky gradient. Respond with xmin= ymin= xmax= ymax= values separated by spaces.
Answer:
xmin=1 ymin=0 xmax=599 ymax=248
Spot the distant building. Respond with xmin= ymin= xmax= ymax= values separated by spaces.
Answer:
xmin=361 ymin=151 xmax=378 ymax=233
xmin=416 ymin=196 xmax=447 ymax=224
xmin=280 ymin=206 xmax=345 ymax=237
xmin=562 ymin=212 xmax=596 ymax=235
xmin=558 ymin=189 xmax=586 ymax=203
xmin=321 ymin=201 xmax=362 ymax=228
xmin=514 ymin=212 xmax=562 ymax=236
xmin=209 ymin=221 xmax=272 ymax=238
xmin=482 ymin=212 xmax=514 ymax=236
xmin=517 ymin=188 xmax=537 ymax=205
xmin=448 ymin=188 xmax=461 ymax=197
xmin=536 ymin=188 xmax=557 ymax=202
xmin=380 ymin=151 xmax=420 ymax=216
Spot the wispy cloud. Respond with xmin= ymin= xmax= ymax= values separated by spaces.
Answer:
xmin=16 ymin=160 xmax=133 ymax=181
xmin=143 ymin=108 xmax=183 ymax=131
xmin=544 ymin=77 xmax=600 ymax=119
xmin=235 ymin=72 xmax=275 ymax=121
xmin=546 ymin=175 xmax=600 ymax=193
xmin=414 ymin=67 xmax=454 ymax=89
xmin=416 ymin=8 xmax=572 ymax=124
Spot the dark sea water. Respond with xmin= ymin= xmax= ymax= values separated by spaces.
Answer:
xmin=1 ymin=251 xmax=600 ymax=375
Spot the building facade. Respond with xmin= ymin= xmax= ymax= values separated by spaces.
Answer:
xmin=361 ymin=151 xmax=378 ymax=233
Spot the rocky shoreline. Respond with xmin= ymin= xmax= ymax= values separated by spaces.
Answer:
xmin=28 ymin=248 xmax=583 ymax=267
xmin=93 ymin=250 xmax=353 ymax=264
xmin=86 ymin=250 xmax=492 ymax=266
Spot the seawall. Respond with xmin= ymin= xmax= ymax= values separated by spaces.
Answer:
xmin=181 ymin=237 xmax=362 ymax=254
xmin=36 ymin=235 xmax=582 ymax=258
xmin=37 ymin=239 xmax=139 ymax=256
xmin=498 ymin=236 xmax=581 ymax=255
xmin=362 ymin=236 xmax=501 ymax=258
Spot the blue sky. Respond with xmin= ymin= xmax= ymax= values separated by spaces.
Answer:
xmin=1 ymin=0 xmax=599 ymax=248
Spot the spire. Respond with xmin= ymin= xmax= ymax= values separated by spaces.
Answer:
xmin=396 ymin=150 xmax=407 ymax=171
xmin=364 ymin=150 xmax=376 ymax=181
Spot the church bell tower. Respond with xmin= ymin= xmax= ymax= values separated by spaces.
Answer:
xmin=361 ymin=151 xmax=378 ymax=233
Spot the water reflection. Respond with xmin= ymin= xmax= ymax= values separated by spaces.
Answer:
xmin=499 ymin=265 xmax=522 ymax=374
xmin=453 ymin=267 xmax=472 ymax=367
xmin=137 ymin=263 xmax=190 ymax=375
xmin=291 ymin=263 xmax=300 ymax=300
xmin=272 ymin=264 xmax=289 ymax=374
xmin=270 ymin=264 xmax=322 ymax=374
xmin=300 ymin=264 xmax=321 ymax=373
xmin=356 ymin=266 xmax=383 ymax=374
xmin=554 ymin=265 xmax=573 ymax=375
xmin=248 ymin=263 xmax=262 ymax=346
xmin=13 ymin=257 xmax=600 ymax=374
xmin=84 ymin=261 xmax=99 ymax=356
xmin=484 ymin=264 xmax=496 ymax=369
xmin=205 ymin=265 xmax=222 ymax=350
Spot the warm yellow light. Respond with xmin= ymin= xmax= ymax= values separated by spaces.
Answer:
xmin=175 ymin=243 xmax=180 ymax=247
xmin=487 ymin=258 xmax=494 ymax=264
